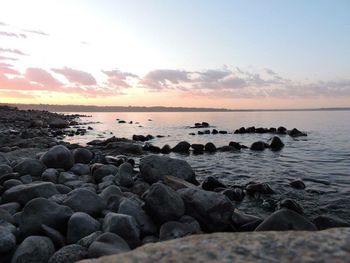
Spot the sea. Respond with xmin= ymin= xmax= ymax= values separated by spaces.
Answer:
xmin=64 ymin=111 xmax=350 ymax=221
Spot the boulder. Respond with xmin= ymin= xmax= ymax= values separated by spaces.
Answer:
xmin=255 ymin=209 xmax=317 ymax=231
xmin=42 ymin=168 xmax=59 ymax=183
xmin=312 ymin=215 xmax=350 ymax=230
xmin=172 ymin=141 xmax=191 ymax=153
xmin=48 ymin=244 xmax=88 ymax=263
xmin=290 ymin=179 xmax=306 ymax=189
xmin=49 ymin=118 xmax=69 ymax=128
xmin=163 ymin=175 xmax=197 ymax=191
xmin=88 ymin=233 xmax=130 ymax=258
xmin=72 ymin=148 xmax=93 ymax=164
xmin=191 ymin=144 xmax=204 ymax=154
xmin=2 ymin=182 xmax=59 ymax=205
xmin=11 ymin=236 xmax=55 ymax=263
xmin=67 ymin=212 xmax=101 ymax=244
xmin=41 ymin=224 xmax=66 ymax=248
xmin=0 ymin=227 xmax=16 ymax=254
xmin=103 ymin=212 xmax=141 ymax=248
xmin=178 ymin=188 xmax=234 ymax=232
xmin=269 ymin=136 xmax=284 ymax=150
xmin=19 ymin=197 xmax=73 ymax=236
xmin=70 ymin=163 xmax=90 ymax=176
xmin=159 ymin=221 xmax=192 ymax=241
xmin=114 ymin=162 xmax=134 ymax=187
xmin=0 ymin=202 xmax=21 ymax=215
xmin=77 ymin=231 xmax=103 ymax=248
xmin=288 ymin=128 xmax=307 ymax=137
xmin=204 ymin=142 xmax=216 ymax=153
xmin=13 ymin=158 xmax=46 ymax=177
xmin=250 ymin=141 xmax=268 ymax=151
xmin=139 ymin=155 xmax=197 ymax=185
xmin=277 ymin=199 xmax=304 ymax=215
xmin=201 ymin=176 xmax=227 ymax=191
xmin=62 ymin=188 xmax=106 ymax=217
xmin=93 ymin=164 xmax=118 ymax=183
xmin=104 ymin=142 xmax=143 ymax=155
xmin=40 ymin=145 xmax=74 ymax=170
xmin=99 ymin=185 xmax=124 ymax=211
xmin=160 ymin=144 xmax=171 ymax=154
xmin=144 ymin=183 xmax=185 ymax=224
xmin=0 ymin=164 xmax=12 ymax=176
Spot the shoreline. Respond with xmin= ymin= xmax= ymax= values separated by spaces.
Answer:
xmin=0 ymin=106 xmax=349 ymax=263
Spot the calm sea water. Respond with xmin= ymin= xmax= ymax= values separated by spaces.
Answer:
xmin=66 ymin=111 xmax=350 ymax=221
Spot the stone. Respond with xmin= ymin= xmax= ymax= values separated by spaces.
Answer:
xmin=201 ymin=176 xmax=227 ymax=191
xmin=114 ymin=162 xmax=134 ymax=187
xmin=160 ymin=144 xmax=171 ymax=154
xmin=312 ymin=215 xmax=350 ymax=230
xmin=140 ymin=155 xmax=197 ymax=185
xmin=72 ymin=148 xmax=93 ymax=164
xmin=62 ymin=188 xmax=106 ymax=217
xmin=48 ymin=244 xmax=88 ymax=263
xmin=49 ymin=118 xmax=69 ymax=128
xmin=255 ymin=209 xmax=317 ymax=231
xmin=19 ymin=197 xmax=73 ymax=236
xmin=104 ymin=142 xmax=143 ymax=155
xmin=231 ymin=211 xmax=262 ymax=229
xmin=288 ymin=128 xmax=307 ymax=137
xmin=204 ymin=142 xmax=216 ymax=153
xmin=222 ymin=188 xmax=245 ymax=202
xmin=162 ymin=175 xmax=197 ymax=191
xmin=70 ymin=163 xmax=90 ymax=176
xmin=88 ymin=232 xmax=130 ymax=258
xmin=191 ymin=144 xmax=204 ymax=154
xmin=77 ymin=231 xmax=103 ymax=248
xmin=99 ymin=185 xmax=124 ymax=211
xmin=144 ymin=183 xmax=185 ymax=224
xmin=41 ymin=224 xmax=66 ymax=248
xmin=0 ymin=164 xmax=12 ymax=176
xmin=159 ymin=221 xmax=192 ymax=241
xmin=277 ymin=199 xmax=304 ymax=215
xmin=13 ymin=158 xmax=46 ymax=177
xmin=2 ymin=182 xmax=59 ymax=205
xmin=172 ymin=141 xmax=191 ymax=153
xmin=178 ymin=188 xmax=234 ymax=232
xmin=11 ymin=236 xmax=55 ymax=263
xmin=290 ymin=179 xmax=306 ymax=189
xmin=40 ymin=145 xmax=74 ymax=170
xmin=0 ymin=227 xmax=16 ymax=254
xmin=3 ymin=179 xmax=22 ymax=189
xmin=93 ymin=164 xmax=118 ymax=183
xmin=130 ymin=180 xmax=150 ymax=196
xmin=78 ymin=228 xmax=350 ymax=263
xmin=245 ymin=182 xmax=275 ymax=195
xmin=67 ymin=212 xmax=101 ymax=244
xmin=42 ymin=168 xmax=59 ymax=183
xmin=19 ymin=174 xmax=32 ymax=184
xmin=0 ymin=208 xmax=14 ymax=224
xmin=269 ymin=136 xmax=284 ymax=150
xmin=250 ymin=141 xmax=268 ymax=151
xmin=58 ymin=172 xmax=79 ymax=184
xmin=0 ymin=202 xmax=20 ymax=215
xmin=103 ymin=212 xmax=141 ymax=248
xmin=118 ymin=198 xmax=157 ymax=236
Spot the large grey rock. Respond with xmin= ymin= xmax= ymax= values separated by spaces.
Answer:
xmin=70 ymin=163 xmax=90 ymax=176
xmin=88 ymin=232 xmax=130 ymax=258
xmin=78 ymin=228 xmax=350 ymax=263
xmin=48 ymin=244 xmax=88 ymax=263
xmin=40 ymin=145 xmax=74 ymax=170
xmin=140 ymin=155 xmax=197 ymax=184
xmin=62 ymin=188 xmax=106 ymax=217
xmin=2 ymin=182 xmax=59 ymax=205
xmin=67 ymin=212 xmax=101 ymax=244
xmin=72 ymin=148 xmax=93 ymax=164
xmin=11 ymin=236 xmax=55 ymax=263
xmin=144 ymin=183 xmax=185 ymax=224
xmin=41 ymin=224 xmax=66 ymax=248
xmin=255 ymin=209 xmax=317 ymax=231
xmin=93 ymin=165 xmax=118 ymax=183
xmin=159 ymin=221 xmax=192 ymax=241
xmin=0 ymin=227 xmax=16 ymax=254
xmin=178 ymin=188 xmax=234 ymax=232
xmin=99 ymin=185 xmax=124 ymax=212
xmin=114 ymin=162 xmax=134 ymax=187
xmin=42 ymin=168 xmax=59 ymax=183
xmin=104 ymin=142 xmax=143 ymax=155
xmin=118 ymin=198 xmax=157 ymax=236
xmin=0 ymin=164 xmax=13 ymax=176
xmin=77 ymin=231 xmax=103 ymax=248
xmin=13 ymin=159 xmax=46 ymax=177
xmin=19 ymin=197 xmax=73 ymax=236
xmin=103 ymin=212 xmax=141 ymax=248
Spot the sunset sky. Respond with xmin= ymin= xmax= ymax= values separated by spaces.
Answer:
xmin=0 ymin=0 xmax=349 ymax=109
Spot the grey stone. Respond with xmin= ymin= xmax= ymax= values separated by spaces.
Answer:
xmin=41 ymin=224 xmax=66 ymax=248
xmin=0 ymin=202 xmax=20 ymax=215
xmin=48 ymin=244 xmax=88 ymax=263
xmin=70 ymin=163 xmax=90 ymax=176
xmin=67 ymin=212 xmax=101 ymax=244
xmin=114 ymin=162 xmax=134 ymax=187
xmin=40 ymin=145 xmax=74 ymax=170
xmin=0 ymin=227 xmax=16 ymax=254
xmin=0 ymin=164 xmax=13 ymax=176
xmin=99 ymin=185 xmax=124 ymax=211
xmin=93 ymin=165 xmax=118 ymax=183
xmin=88 ymin=232 xmax=130 ymax=258
xmin=42 ymin=168 xmax=59 ymax=183
xmin=13 ymin=158 xmax=46 ymax=177
xmin=72 ymin=148 xmax=93 ymax=164
xmin=159 ymin=221 xmax=192 ymax=241
xmin=77 ymin=231 xmax=103 ymax=248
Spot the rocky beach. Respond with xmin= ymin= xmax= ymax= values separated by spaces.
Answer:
xmin=0 ymin=106 xmax=349 ymax=263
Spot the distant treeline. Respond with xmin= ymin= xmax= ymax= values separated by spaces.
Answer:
xmin=1 ymin=103 xmax=349 ymax=112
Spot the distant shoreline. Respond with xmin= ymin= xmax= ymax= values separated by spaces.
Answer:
xmin=1 ymin=103 xmax=350 ymax=112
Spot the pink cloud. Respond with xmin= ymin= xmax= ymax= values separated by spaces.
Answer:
xmin=102 ymin=69 xmax=138 ymax=89
xmin=0 ymin=48 xmax=27 ymax=56
xmin=0 ymin=90 xmax=34 ymax=99
xmin=0 ymin=31 xmax=27 ymax=39
xmin=0 ymin=56 xmax=17 ymax=61
xmin=25 ymin=68 xmax=62 ymax=89
xmin=52 ymin=67 xmax=97 ymax=85
xmin=0 ymin=63 xmax=21 ymax=75
xmin=23 ymin=29 xmax=49 ymax=36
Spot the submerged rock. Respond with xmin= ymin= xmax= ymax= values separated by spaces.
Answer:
xmin=269 ymin=136 xmax=284 ymax=150
xmin=172 ymin=141 xmax=191 ymax=153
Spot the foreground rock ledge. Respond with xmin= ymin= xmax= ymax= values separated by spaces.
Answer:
xmin=80 ymin=228 xmax=350 ymax=263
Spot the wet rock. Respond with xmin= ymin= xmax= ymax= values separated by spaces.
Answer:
xmin=140 ymin=155 xmax=197 ymax=185
xmin=48 ymin=244 xmax=88 ymax=263
xmin=312 ymin=215 xmax=350 ymax=230
xmin=93 ymin=164 xmax=118 ymax=183
xmin=161 ymin=144 xmax=171 ymax=154
xmin=204 ymin=142 xmax=216 ymax=153
xmin=42 ymin=168 xmax=59 ymax=183
xmin=114 ymin=162 xmax=134 ymax=187
xmin=67 ymin=212 xmax=101 ymax=244
xmin=88 ymin=232 xmax=130 ymax=258
xmin=12 ymin=236 xmax=55 ymax=263
xmin=290 ymin=179 xmax=306 ymax=189
xmin=288 ymin=128 xmax=307 ymax=137
xmin=41 ymin=224 xmax=66 ymax=248
xmin=77 ymin=231 xmax=103 ymax=248
xmin=62 ymin=188 xmax=106 ymax=217
xmin=178 ymin=188 xmax=234 ymax=232
xmin=172 ymin=141 xmax=191 ymax=153
xmin=0 ymin=172 xmax=21 ymax=185
xmin=72 ymin=148 xmax=93 ymax=164
xmin=0 ymin=227 xmax=16 ymax=254
xmin=159 ymin=221 xmax=192 ymax=241
xmin=19 ymin=197 xmax=73 ymax=236
xmin=277 ymin=199 xmax=304 ymax=215
xmin=255 ymin=209 xmax=317 ymax=231
xmin=104 ymin=142 xmax=143 ymax=155
xmin=269 ymin=136 xmax=284 ymax=150
xmin=143 ymin=143 xmax=161 ymax=153
xmin=250 ymin=141 xmax=268 ymax=151
xmin=2 ymin=181 xmax=59 ymax=205
xmin=228 ymin=141 xmax=243 ymax=150
xmin=201 ymin=176 xmax=227 ymax=191
xmin=118 ymin=198 xmax=157 ymax=236
xmin=219 ymin=130 xmax=228 ymax=134
xmin=40 ymin=145 xmax=74 ymax=170
xmin=191 ymin=144 xmax=204 ymax=154
xmin=13 ymin=158 xmax=46 ymax=177
xmin=212 ymin=129 xmax=218 ymax=134
xmin=222 ymin=188 xmax=245 ymax=202
xmin=245 ymin=182 xmax=275 ymax=195
xmin=144 ymin=182 xmax=185 ymax=224
xmin=163 ymin=175 xmax=197 ymax=191
xmin=129 ymin=180 xmax=150 ymax=196
xmin=277 ymin=126 xmax=287 ymax=134
xmin=19 ymin=174 xmax=32 ymax=184
xmin=231 ymin=211 xmax=262 ymax=229
xmin=103 ymin=212 xmax=141 ymax=248
xmin=70 ymin=163 xmax=90 ymax=176
xmin=58 ymin=172 xmax=79 ymax=184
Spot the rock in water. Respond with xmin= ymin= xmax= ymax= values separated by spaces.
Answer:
xmin=49 ymin=118 xmax=69 ymax=128
xmin=144 ymin=183 xmax=185 ymax=224
xmin=312 ymin=215 xmax=350 ymax=230
xmin=172 ymin=141 xmax=191 ymax=153
xmin=40 ymin=145 xmax=74 ymax=170
xmin=48 ymin=244 xmax=88 ymax=263
xmin=11 ymin=236 xmax=55 ymax=263
xmin=255 ymin=209 xmax=317 ymax=231
xmin=178 ymin=188 xmax=234 ymax=232
xmin=67 ymin=212 xmax=101 ymax=244
xmin=204 ymin=142 xmax=217 ymax=153
xmin=269 ymin=136 xmax=284 ymax=150
xmin=201 ymin=176 xmax=227 ymax=191
xmin=88 ymin=233 xmax=130 ymax=258
xmin=139 ymin=155 xmax=197 ymax=185
xmin=250 ymin=141 xmax=268 ymax=151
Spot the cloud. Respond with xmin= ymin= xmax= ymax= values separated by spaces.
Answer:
xmin=23 ymin=29 xmax=49 ymax=36
xmin=0 ymin=63 xmax=21 ymax=75
xmin=0 ymin=90 xmax=34 ymax=99
xmin=0 ymin=48 xmax=27 ymax=56
xmin=0 ymin=56 xmax=17 ymax=61
xmin=0 ymin=22 xmax=8 ymax=26
xmin=25 ymin=68 xmax=63 ymax=89
xmin=0 ymin=31 xmax=27 ymax=39
xmin=52 ymin=67 xmax=97 ymax=85
xmin=102 ymin=69 xmax=139 ymax=89
xmin=140 ymin=69 xmax=193 ymax=90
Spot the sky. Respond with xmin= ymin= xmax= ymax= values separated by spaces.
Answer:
xmin=0 ymin=0 xmax=349 ymax=109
